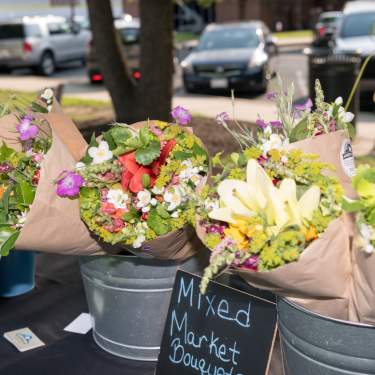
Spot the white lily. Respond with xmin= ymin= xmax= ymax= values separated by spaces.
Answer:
xmin=88 ymin=141 xmax=113 ymax=164
xmin=209 ymin=159 xmax=321 ymax=234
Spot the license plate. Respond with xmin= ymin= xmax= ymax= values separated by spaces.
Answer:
xmin=0 ymin=49 xmax=10 ymax=59
xmin=210 ymin=78 xmax=228 ymax=89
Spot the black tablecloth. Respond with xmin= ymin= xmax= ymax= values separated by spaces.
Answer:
xmin=0 ymin=254 xmax=156 ymax=375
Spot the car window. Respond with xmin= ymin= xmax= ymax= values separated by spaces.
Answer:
xmin=119 ymin=27 xmax=139 ymax=45
xmin=340 ymin=12 xmax=375 ymax=38
xmin=197 ymin=28 xmax=260 ymax=50
xmin=319 ymin=16 xmax=339 ymax=24
xmin=48 ymin=21 xmax=70 ymax=35
xmin=0 ymin=24 xmax=24 ymax=39
xmin=25 ymin=24 xmax=42 ymax=38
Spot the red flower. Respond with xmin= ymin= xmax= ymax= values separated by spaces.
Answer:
xmin=119 ymin=140 xmax=176 ymax=193
xmin=32 ymin=169 xmax=40 ymax=185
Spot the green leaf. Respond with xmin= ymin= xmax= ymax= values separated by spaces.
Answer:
xmin=112 ymin=145 xmax=135 ymax=157
xmin=147 ymin=210 xmax=170 ymax=236
xmin=89 ymin=132 xmax=99 ymax=148
xmin=174 ymin=151 xmax=192 ymax=160
xmin=125 ymin=136 xmax=143 ymax=149
xmin=135 ymin=140 xmax=161 ymax=166
xmin=141 ymin=174 xmax=150 ymax=188
xmin=122 ymin=206 xmax=139 ymax=222
xmin=289 ymin=117 xmax=309 ymax=142
xmin=156 ymin=204 xmax=170 ymax=219
xmin=15 ymin=179 xmax=35 ymax=205
xmin=2 ymin=185 xmax=13 ymax=216
xmin=341 ymin=197 xmax=365 ymax=213
xmin=110 ymin=127 xmax=132 ymax=146
xmin=0 ymin=143 xmax=16 ymax=162
xmin=103 ymin=130 xmax=116 ymax=150
xmin=79 ymin=187 xmax=100 ymax=210
xmin=192 ymin=142 xmax=207 ymax=157
xmin=139 ymin=127 xmax=151 ymax=146
xmin=0 ymin=226 xmax=19 ymax=256
xmin=31 ymin=102 xmax=48 ymax=113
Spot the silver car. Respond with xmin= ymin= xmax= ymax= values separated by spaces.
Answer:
xmin=0 ymin=15 xmax=90 ymax=76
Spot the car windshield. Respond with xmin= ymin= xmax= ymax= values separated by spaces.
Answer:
xmin=0 ymin=24 xmax=24 ymax=39
xmin=197 ymin=27 xmax=260 ymax=50
xmin=319 ymin=16 xmax=340 ymax=24
xmin=119 ymin=27 xmax=139 ymax=45
xmin=340 ymin=12 xmax=375 ymax=38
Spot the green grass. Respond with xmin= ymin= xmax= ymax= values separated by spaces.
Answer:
xmin=273 ymin=30 xmax=313 ymax=39
xmin=175 ymin=32 xmax=198 ymax=44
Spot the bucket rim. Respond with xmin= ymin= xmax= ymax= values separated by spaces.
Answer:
xmin=279 ymin=297 xmax=375 ymax=329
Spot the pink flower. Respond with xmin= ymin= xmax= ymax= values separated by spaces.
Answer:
xmin=170 ymin=105 xmax=192 ymax=125
xmin=16 ymin=116 xmax=39 ymax=141
xmin=56 ymin=172 xmax=84 ymax=198
xmin=32 ymin=153 xmax=44 ymax=164
xmin=215 ymin=112 xmax=230 ymax=125
xmin=256 ymin=118 xmax=268 ymax=129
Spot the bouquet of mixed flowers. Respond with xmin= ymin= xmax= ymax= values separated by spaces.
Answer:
xmin=56 ymin=107 xmax=209 ymax=259
xmin=216 ymin=78 xmax=356 ymax=196
xmin=0 ymin=90 xmax=101 ymax=256
xmin=343 ymin=165 xmax=375 ymax=323
xmin=0 ymin=112 xmax=51 ymax=256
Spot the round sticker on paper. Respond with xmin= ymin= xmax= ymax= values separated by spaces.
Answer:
xmin=340 ymin=139 xmax=356 ymax=177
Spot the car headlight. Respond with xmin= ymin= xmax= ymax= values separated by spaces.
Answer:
xmin=248 ymin=50 xmax=268 ymax=69
xmin=181 ymin=59 xmax=194 ymax=74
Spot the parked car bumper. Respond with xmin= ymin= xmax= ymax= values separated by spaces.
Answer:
xmin=0 ymin=54 xmax=39 ymax=69
xmin=183 ymin=66 xmax=265 ymax=92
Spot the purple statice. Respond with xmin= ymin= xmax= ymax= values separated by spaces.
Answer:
xmin=56 ymin=171 xmax=84 ymax=198
xmin=270 ymin=120 xmax=283 ymax=129
xmin=215 ymin=111 xmax=230 ymax=125
xmin=210 ymin=237 xmax=235 ymax=263
xmin=16 ymin=115 xmax=39 ymax=141
xmin=170 ymin=105 xmax=192 ymax=126
xmin=294 ymin=98 xmax=313 ymax=112
xmin=242 ymin=255 xmax=259 ymax=270
xmin=266 ymin=92 xmax=277 ymax=100
xmin=207 ymin=223 xmax=226 ymax=236
xmin=256 ymin=118 xmax=268 ymax=129
xmin=0 ymin=163 xmax=13 ymax=174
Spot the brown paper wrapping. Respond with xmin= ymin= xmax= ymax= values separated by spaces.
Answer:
xmin=286 ymin=130 xmax=356 ymax=198
xmin=350 ymin=233 xmax=375 ymax=325
xmin=0 ymin=113 xmax=101 ymax=255
xmin=236 ymin=217 xmax=352 ymax=320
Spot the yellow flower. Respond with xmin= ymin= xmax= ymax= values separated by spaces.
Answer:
xmin=233 ymin=219 xmax=258 ymax=238
xmin=224 ymin=226 xmax=249 ymax=249
xmin=302 ymin=225 xmax=318 ymax=241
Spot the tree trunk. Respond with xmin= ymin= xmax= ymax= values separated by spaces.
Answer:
xmin=87 ymin=0 xmax=139 ymax=123
xmin=238 ymin=0 xmax=247 ymax=20
xmin=139 ymin=0 xmax=174 ymax=121
xmin=86 ymin=0 xmax=174 ymax=124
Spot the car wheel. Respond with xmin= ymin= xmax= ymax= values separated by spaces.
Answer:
xmin=37 ymin=51 xmax=55 ymax=76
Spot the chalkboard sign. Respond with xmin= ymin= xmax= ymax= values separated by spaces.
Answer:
xmin=156 ymin=271 xmax=277 ymax=375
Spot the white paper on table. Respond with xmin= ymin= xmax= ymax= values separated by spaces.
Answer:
xmin=64 ymin=313 xmax=92 ymax=334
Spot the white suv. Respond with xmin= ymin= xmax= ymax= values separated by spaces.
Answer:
xmin=335 ymin=2 xmax=375 ymax=98
xmin=0 ymin=15 xmax=90 ymax=76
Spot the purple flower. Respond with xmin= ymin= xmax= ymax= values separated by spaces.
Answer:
xmin=242 ymin=255 xmax=259 ymax=270
xmin=294 ymin=98 xmax=313 ymax=112
xmin=0 ymin=163 xmax=12 ymax=173
xmin=170 ymin=105 xmax=192 ymax=126
xmin=56 ymin=171 xmax=84 ymax=198
xmin=16 ymin=116 xmax=39 ymax=141
xmin=215 ymin=112 xmax=230 ymax=125
xmin=266 ymin=92 xmax=277 ymax=100
xmin=256 ymin=118 xmax=268 ymax=129
xmin=270 ymin=120 xmax=283 ymax=129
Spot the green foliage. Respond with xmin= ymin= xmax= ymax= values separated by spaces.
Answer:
xmin=147 ymin=209 xmax=171 ymax=236
xmin=135 ymin=140 xmax=161 ymax=165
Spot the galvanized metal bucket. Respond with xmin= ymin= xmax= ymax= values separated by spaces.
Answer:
xmin=278 ymin=297 xmax=375 ymax=374
xmin=80 ymin=254 xmax=206 ymax=361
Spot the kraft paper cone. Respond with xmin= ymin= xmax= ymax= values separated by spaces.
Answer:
xmin=351 ymin=236 xmax=375 ymax=325
xmin=236 ymin=217 xmax=352 ymax=320
xmin=286 ymin=130 xmax=356 ymax=198
xmin=15 ymin=127 xmax=101 ymax=254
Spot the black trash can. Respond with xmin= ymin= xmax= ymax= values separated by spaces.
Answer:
xmin=307 ymin=49 xmax=361 ymax=127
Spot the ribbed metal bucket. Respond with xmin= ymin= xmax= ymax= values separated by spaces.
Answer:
xmin=278 ymin=297 xmax=375 ymax=374
xmin=80 ymin=254 xmax=205 ymax=361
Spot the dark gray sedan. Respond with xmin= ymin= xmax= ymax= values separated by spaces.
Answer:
xmin=181 ymin=22 xmax=277 ymax=94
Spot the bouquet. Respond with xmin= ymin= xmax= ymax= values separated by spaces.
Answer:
xmin=56 ymin=107 xmax=209 ymax=260
xmin=0 ymin=113 xmax=51 ymax=256
xmin=0 ymin=90 xmax=101 ymax=255
xmin=343 ymin=165 xmax=375 ymax=323
xmin=216 ymin=78 xmax=356 ymax=196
